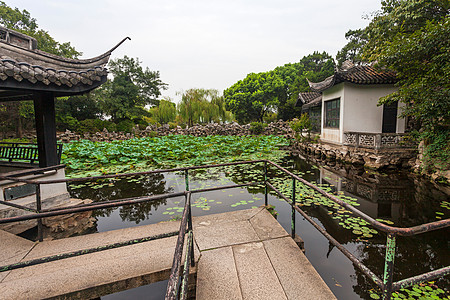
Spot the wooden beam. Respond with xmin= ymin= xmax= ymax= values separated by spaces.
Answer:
xmin=33 ymin=92 xmax=58 ymax=167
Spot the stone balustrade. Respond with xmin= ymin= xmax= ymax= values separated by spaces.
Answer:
xmin=344 ymin=132 xmax=416 ymax=150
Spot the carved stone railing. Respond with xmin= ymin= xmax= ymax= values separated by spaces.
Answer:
xmin=343 ymin=132 xmax=416 ymax=150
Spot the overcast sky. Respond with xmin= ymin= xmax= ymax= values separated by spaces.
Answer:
xmin=7 ymin=0 xmax=381 ymax=102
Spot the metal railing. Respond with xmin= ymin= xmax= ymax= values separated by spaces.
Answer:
xmin=264 ymin=160 xmax=449 ymax=299
xmin=0 ymin=160 xmax=264 ymax=299
xmin=0 ymin=142 xmax=63 ymax=165
xmin=0 ymin=159 xmax=448 ymax=299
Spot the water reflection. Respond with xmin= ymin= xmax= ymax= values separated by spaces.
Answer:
xmin=291 ymin=156 xmax=449 ymax=226
xmin=288 ymin=155 xmax=449 ymax=298
xmin=69 ymin=173 xmax=173 ymax=224
xmin=64 ymin=156 xmax=449 ymax=299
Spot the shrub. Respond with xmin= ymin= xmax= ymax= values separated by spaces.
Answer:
xmin=290 ymin=114 xmax=313 ymax=142
xmin=147 ymin=131 xmax=158 ymax=138
xmin=116 ymin=119 xmax=135 ymax=133
xmin=263 ymin=112 xmax=277 ymax=123
xmin=78 ymin=119 xmax=98 ymax=134
xmin=168 ymin=122 xmax=178 ymax=130
xmin=249 ymin=122 xmax=267 ymax=135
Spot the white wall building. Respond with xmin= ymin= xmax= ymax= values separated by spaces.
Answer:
xmin=308 ymin=62 xmax=406 ymax=146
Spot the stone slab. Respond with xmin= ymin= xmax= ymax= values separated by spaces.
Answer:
xmin=192 ymin=207 xmax=263 ymax=226
xmin=249 ymin=207 xmax=289 ymax=240
xmin=0 ymin=230 xmax=35 ymax=282
xmin=25 ymin=220 xmax=181 ymax=260
xmin=194 ymin=219 xmax=259 ymax=251
xmin=1 ymin=236 xmax=189 ymax=299
xmin=196 ymin=246 xmax=242 ymax=300
xmin=233 ymin=242 xmax=287 ymax=300
xmin=263 ymin=237 xmax=337 ymax=300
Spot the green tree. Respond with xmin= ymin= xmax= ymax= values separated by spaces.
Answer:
xmin=360 ymin=0 xmax=450 ymax=171
xmin=224 ymin=72 xmax=284 ymax=123
xmin=363 ymin=0 xmax=448 ymax=62
xmin=224 ymin=51 xmax=334 ymax=123
xmin=149 ymin=98 xmax=177 ymax=124
xmin=0 ymin=1 xmax=82 ymax=137
xmin=336 ymin=29 xmax=368 ymax=67
xmin=178 ymin=89 xmax=232 ymax=126
xmin=0 ymin=1 xmax=81 ymax=58
xmin=99 ymin=56 xmax=167 ymax=122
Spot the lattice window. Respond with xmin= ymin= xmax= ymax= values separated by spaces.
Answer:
xmin=325 ymin=98 xmax=340 ymax=128
xmin=381 ymin=135 xmax=399 ymax=147
xmin=378 ymin=190 xmax=399 ymax=202
xmin=344 ymin=133 xmax=357 ymax=145
xmin=359 ymin=134 xmax=375 ymax=147
xmin=356 ymin=184 xmax=373 ymax=200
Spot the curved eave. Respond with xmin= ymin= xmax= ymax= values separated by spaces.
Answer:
xmin=0 ymin=37 xmax=130 ymax=71
xmin=0 ymin=76 xmax=106 ymax=101
xmin=307 ymin=75 xmax=336 ymax=92
xmin=34 ymin=37 xmax=131 ymax=67
xmin=301 ymin=96 xmax=322 ymax=110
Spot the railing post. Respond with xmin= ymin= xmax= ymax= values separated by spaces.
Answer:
xmin=375 ymin=134 xmax=382 ymax=150
xmin=187 ymin=193 xmax=195 ymax=267
xmin=36 ymin=184 xmax=43 ymax=242
xmin=184 ymin=169 xmax=189 ymax=192
xmin=264 ymin=161 xmax=268 ymax=206
xmin=356 ymin=132 xmax=360 ymax=148
xmin=382 ymin=233 xmax=396 ymax=299
xmin=184 ymin=171 xmax=194 ymax=268
xmin=291 ymin=178 xmax=296 ymax=238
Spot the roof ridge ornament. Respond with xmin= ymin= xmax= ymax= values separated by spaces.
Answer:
xmin=340 ymin=60 xmax=355 ymax=72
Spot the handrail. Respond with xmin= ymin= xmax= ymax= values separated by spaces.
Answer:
xmin=165 ymin=192 xmax=194 ymax=300
xmin=0 ymin=159 xmax=448 ymax=300
xmin=265 ymin=160 xmax=449 ymax=299
xmin=266 ymin=160 xmax=450 ymax=236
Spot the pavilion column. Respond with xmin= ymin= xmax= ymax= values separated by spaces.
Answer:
xmin=33 ymin=92 xmax=58 ymax=167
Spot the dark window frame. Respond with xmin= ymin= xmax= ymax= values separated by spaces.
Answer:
xmin=324 ymin=98 xmax=340 ymax=128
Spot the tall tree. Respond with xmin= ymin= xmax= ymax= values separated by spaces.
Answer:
xmin=99 ymin=56 xmax=168 ymax=122
xmin=149 ymin=98 xmax=177 ymax=124
xmin=224 ymin=51 xmax=334 ymax=123
xmin=361 ymin=0 xmax=450 ymax=171
xmin=178 ymin=89 xmax=232 ymax=126
xmin=0 ymin=1 xmax=81 ymax=58
xmin=336 ymin=29 xmax=368 ymax=67
xmin=224 ymin=72 xmax=284 ymax=123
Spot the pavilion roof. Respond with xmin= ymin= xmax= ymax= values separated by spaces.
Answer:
xmin=307 ymin=61 xmax=397 ymax=92
xmin=296 ymin=91 xmax=322 ymax=107
xmin=0 ymin=26 xmax=129 ymax=100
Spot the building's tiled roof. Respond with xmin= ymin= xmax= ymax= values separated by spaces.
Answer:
xmin=295 ymin=91 xmax=321 ymax=107
xmin=0 ymin=58 xmax=108 ymax=87
xmin=308 ymin=61 xmax=397 ymax=92
xmin=0 ymin=26 xmax=129 ymax=99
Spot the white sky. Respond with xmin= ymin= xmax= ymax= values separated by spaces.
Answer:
xmin=6 ymin=0 xmax=381 ymax=102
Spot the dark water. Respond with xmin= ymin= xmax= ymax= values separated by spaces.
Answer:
xmin=64 ymin=155 xmax=449 ymax=299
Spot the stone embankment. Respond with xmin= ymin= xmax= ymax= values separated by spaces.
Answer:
xmin=55 ymin=120 xmax=295 ymax=143
xmin=20 ymin=121 xmax=439 ymax=175
xmin=290 ymin=140 xmax=417 ymax=169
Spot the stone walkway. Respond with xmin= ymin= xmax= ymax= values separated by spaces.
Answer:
xmin=0 ymin=207 xmax=336 ymax=299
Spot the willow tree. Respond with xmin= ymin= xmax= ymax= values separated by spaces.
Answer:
xmin=149 ymin=98 xmax=177 ymax=124
xmin=177 ymin=89 xmax=233 ymax=126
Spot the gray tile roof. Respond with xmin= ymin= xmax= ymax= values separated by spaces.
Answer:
xmin=0 ymin=26 xmax=129 ymax=99
xmin=308 ymin=61 xmax=397 ymax=92
xmin=296 ymin=91 xmax=322 ymax=107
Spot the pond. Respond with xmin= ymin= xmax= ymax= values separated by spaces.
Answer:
xmin=26 ymin=154 xmax=450 ymax=299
